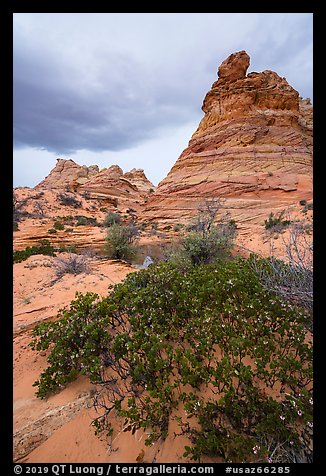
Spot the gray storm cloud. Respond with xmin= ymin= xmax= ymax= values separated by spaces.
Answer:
xmin=13 ymin=48 xmax=199 ymax=154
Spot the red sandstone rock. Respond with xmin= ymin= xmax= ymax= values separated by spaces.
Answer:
xmin=123 ymin=168 xmax=156 ymax=193
xmin=142 ymin=51 xmax=313 ymax=235
xmin=35 ymin=159 xmax=155 ymax=208
xmin=217 ymin=50 xmax=250 ymax=82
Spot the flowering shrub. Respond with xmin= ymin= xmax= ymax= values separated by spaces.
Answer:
xmin=30 ymin=259 xmax=312 ymax=462
xmin=30 ymin=292 xmax=111 ymax=398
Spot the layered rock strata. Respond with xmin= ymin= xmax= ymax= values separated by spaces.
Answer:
xmin=143 ymin=51 xmax=313 ymax=229
xmin=36 ymin=159 xmax=155 ymax=201
xmin=79 ymin=165 xmax=154 ymax=202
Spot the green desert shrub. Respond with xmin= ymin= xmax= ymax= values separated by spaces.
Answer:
xmin=173 ymin=223 xmax=184 ymax=232
xmin=30 ymin=259 xmax=312 ymax=463
xmin=181 ymin=222 xmax=236 ymax=265
xmin=104 ymin=223 xmax=139 ymax=261
xmin=30 ymin=292 xmax=109 ymax=398
xmin=53 ymin=220 xmax=65 ymax=231
xmin=103 ymin=211 xmax=121 ymax=227
xmin=57 ymin=193 xmax=82 ymax=208
xmin=74 ymin=215 xmax=98 ymax=226
xmin=180 ymin=199 xmax=237 ymax=265
xmin=57 ymin=244 xmax=78 ymax=254
xmin=264 ymin=210 xmax=291 ymax=231
xmin=13 ymin=240 xmax=56 ymax=263
xmin=75 ymin=215 xmax=88 ymax=226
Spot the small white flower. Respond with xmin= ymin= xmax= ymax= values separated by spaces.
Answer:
xmin=280 ymin=415 xmax=285 ymax=421
xmin=252 ymin=445 xmax=260 ymax=454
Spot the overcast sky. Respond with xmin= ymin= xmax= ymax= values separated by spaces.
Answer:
xmin=13 ymin=13 xmax=313 ymax=187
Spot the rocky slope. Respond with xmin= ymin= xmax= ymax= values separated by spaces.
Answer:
xmin=142 ymin=51 xmax=313 ymax=239
xmin=123 ymin=168 xmax=155 ymax=193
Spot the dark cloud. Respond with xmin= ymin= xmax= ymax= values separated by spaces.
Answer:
xmin=13 ymin=43 xmax=201 ymax=155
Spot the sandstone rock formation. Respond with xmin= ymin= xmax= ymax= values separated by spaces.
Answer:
xmin=78 ymin=165 xmax=155 ymax=205
xmin=142 ymin=51 xmax=313 ymax=234
xmin=123 ymin=168 xmax=156 ymax=193
xmin=36 ymin=159 xmax=99 ymax=191
xmin=79 ymin=164 xmax=140 ymax=201
xmin=36 ymin=159 xmax=155 ymax=205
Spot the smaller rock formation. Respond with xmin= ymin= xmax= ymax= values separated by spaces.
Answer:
xmin=123 ymin=168 xmax=156 ymax=193
xmin=36 ymin=159 xmax=155 ymax=199
xmin=79 ymin=165 xmax=139 ymax=201
xmin=217 ymin=50 xmax=250 ymax=82
xmin=36 ymin=158 xmax=99 ymax=191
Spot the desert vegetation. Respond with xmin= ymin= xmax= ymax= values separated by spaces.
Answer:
xmin=103 ymin=211 xmax=122 ymax=227
xmin=180 ymin=199 xmax=237 ymax=265
xmin=252 ymin=220 xmax=313 ymax=320
xmin=57 ymin=192 xmax=82 ymax=208
xmin=13 ymin=45 xmax=313 ymax=463
xmin=30 ymin=256 xmax=312 ymax=463
xmin=13 ymin=192 xmax=44 ymax=229
xmin=13 ymin=240 xmax=56 ymax=263
xmin=53 ymin=252 xmax=90 ymax=278
xmin=104 ymin=223 xmax=140 ymax=261
xmin=264 ymin=210 xmax=291 ymax=232
xmin=29 ymin=199 xmax=313 ymax=463
xmin=13 ymin=240 xmax=79 ymax=263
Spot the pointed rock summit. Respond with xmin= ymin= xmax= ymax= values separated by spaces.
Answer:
xmin=217 ymin=50 xmax=250 ymax=82
xmin=143 ymin=51 xmax=313 ymax=229
xmin=123 ymin=168 xmax=155 ymax=193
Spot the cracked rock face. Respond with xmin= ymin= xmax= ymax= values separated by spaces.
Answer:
xmin=142 ymin=51 xmax=313 ymax=236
